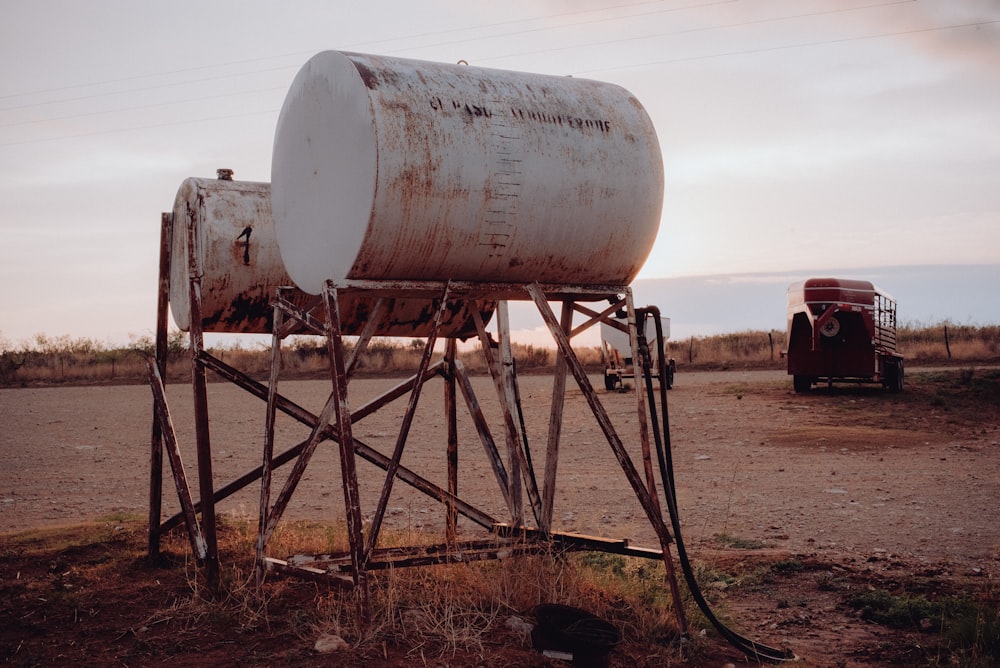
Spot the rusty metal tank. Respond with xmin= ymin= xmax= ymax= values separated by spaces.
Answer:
xmin=168 ymin=175 xmax=492 ymax=336
xmin=271 ymin=51 xmax=664 ymax=295
xmin=169 ymin=176 xmax=283 ymax=334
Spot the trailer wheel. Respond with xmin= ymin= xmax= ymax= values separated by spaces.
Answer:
xmin=604 ymin=373 xmax=619 ymax=391
xmin=886 ymin=359 xmax=904 ymax=393
xmin=793 ymin=375 xmax=812 ymax=393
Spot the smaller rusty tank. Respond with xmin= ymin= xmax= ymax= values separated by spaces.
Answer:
xmin=168 ymin=175 xmax=492 ymax=336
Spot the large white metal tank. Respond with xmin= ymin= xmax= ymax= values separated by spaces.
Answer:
xmin=168 ymin=176 xmax=491 ymax=336
xmin=272 ymin=51 xmax=664 ymax=295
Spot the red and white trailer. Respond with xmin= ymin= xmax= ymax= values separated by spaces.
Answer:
xmin=784 ymin=277 xmax=904 ymax=392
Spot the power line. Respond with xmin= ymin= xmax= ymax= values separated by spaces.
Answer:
xmin=0 ymin=0 xmax=727 ymax=104
xmin=0 ymin=108 xmax=279 ymax=148
xmin=472 ymin=0 xmax=914 ymax=65
xmin=0 ymin=65 xmax=295 ymax=113
xmin=360 ymin=0 xmax=731 ymax=49
xmin=0 ymin=0 xmax=912 ymax=121
xmin=0 ymin=51 xmax=308 ymax=103
xmin=573 ymin=18 xmax=1000 ymax=75
xmin=383 ymin=0 xmax=738 ymax=55
xmin=0 ymin=86 xmax=286 ymax=129
xmin=1 ymin=14 xmax=994 ymax=147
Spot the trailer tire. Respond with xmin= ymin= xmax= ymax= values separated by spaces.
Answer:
xmin=793 ymin=375 xmax=812 ymax=393
xmin=604 ymin=373 xmax=619 ymax=391
xmin=886 ymin=359 xmax=904 ymax=393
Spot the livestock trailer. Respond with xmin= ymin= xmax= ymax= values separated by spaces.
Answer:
xmin=600 ymin=314 xmax=675 ymax=390
xmin=784 ymin=277 xmax=904 ymax=392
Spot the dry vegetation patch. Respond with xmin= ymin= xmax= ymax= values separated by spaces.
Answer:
xmin=0 ymin=518 xmax=719 ymax=667
xmin=3 ymin=516 xmax=997 ymax=667
xmin=2 ymin=324 xmax=998 ymax=386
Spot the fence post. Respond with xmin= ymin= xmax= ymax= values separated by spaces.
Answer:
xmin=944 ymin=325 xmax=951 ymax=360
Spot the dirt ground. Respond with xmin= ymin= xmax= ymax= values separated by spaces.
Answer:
xmin=2 ymin=365 xmax=998 ymax=665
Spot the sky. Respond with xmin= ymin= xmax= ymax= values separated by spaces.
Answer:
xmin=1 ymin=0 xmax=998 ymax=348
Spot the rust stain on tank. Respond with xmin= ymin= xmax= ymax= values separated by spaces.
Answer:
xmin=353 ymin=61 xmax=380 ymax=89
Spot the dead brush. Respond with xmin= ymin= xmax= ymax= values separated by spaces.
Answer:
xmin=353 ymin=550 xmax=690 ymax=660
xmin=304 ymin=547 xmax=580 ymax=656
xmin=154 ymin=514 xmax=340 ymax=637
xmin=154 ymin=517 xmax=696 ymax=662
xmin=161 ymin=543 xmax=272 ymax=635
xmin=5 ymin=323 xmax=999 ymax=386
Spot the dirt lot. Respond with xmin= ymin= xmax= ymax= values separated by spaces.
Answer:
xmin=2 ymin=365 xmax=999 ymax=665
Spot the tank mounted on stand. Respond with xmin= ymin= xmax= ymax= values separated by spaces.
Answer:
xmin=146 ymin=50 xmax=794 ymax=663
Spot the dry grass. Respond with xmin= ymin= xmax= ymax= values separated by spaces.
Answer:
xmin=8 ymin=513 xmax=994 ymax=666
xmin=899 ymin=323 xmax=1000 ymax=364
xmin=0 ymin=515 xmax=701 ymax=665
xmin=212 ymin=517 xmax=695 ymax=660
xmin=150 ymin=518 xmax=703 ymax=665
xmin=675 ymin=323 xmax=1000 ymax=369
xmin=3 ymin=323 xmax=997 ymax=387
xmin=673 ymin=330 xmax=785 ymax=367
xmin=0 ymin=334 xmax=603 ymax=386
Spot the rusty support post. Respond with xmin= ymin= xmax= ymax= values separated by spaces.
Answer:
xmin=496 ymin=302 xmax=524 ymax=525
xmin=260 ymin=370 xmax=341 ymax=545
xmin=541 ymin=300 xmax=573 ymax=532
xmin=346 ymin=297 xmax=386 ymax=379
xmin=323 ymin=282 xmax=369 ymax=620
xmin=452 ymin=360 xmax=511 ymax=505
xmin=364 ymin=284 xmax=451 ymax=560
xmin=445 ymin=338 xmax=459 ymax=544
xmin=568 ymin=299 xmax=626 ymax=340
xmin=257 ymin=300 xmax=284 ymax=583
xmin=471 ymin=304 xmax=544 ymax=527
xmin=149 ymin=212 xmax=172 ymax=558
xmin=145 ymin=356 xmax=207 ymax=562
xmin=187 ymin=354 xmax=497 ymax=532
xmin=528 ymin=284 xmax=688 ymax=634
xmin=627 ymin=302 xmax=661 ymax=518
xmin=184 ymin=209 xmax=220 ymax=593
xmin=526 ymin=284 xmax=670 ymax=545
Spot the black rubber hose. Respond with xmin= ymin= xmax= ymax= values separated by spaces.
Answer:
xmin=636 ymin=307 xmax=796 ymax=663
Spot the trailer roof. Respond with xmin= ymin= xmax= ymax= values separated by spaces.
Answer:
xmin=787 ymin=277 xmax=895 ymax=306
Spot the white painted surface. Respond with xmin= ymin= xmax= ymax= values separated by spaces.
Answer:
xmin=272 ymin=51 xmax=664 ymax=294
